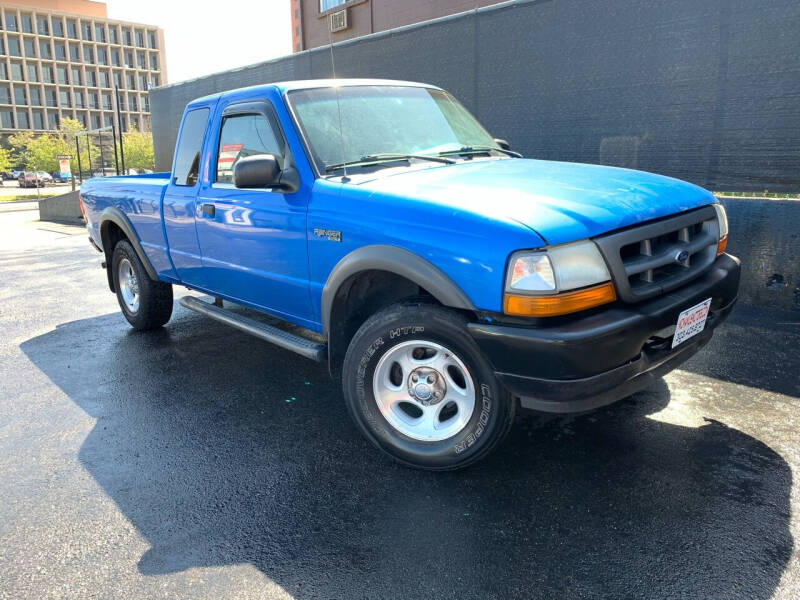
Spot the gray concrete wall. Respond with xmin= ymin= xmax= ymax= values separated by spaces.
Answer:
xmin=719 ymin=197 xmax=799 ymax=311
xmin=38 ymin=190 xmax=82 ymax=224
xmin=151 ymin=0 xmax=800 ymax=192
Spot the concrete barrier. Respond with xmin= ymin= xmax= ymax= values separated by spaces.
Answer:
xmin=38 ymin=190 xmax=82 ymax=224
xmin=719 ymin=197 xmax=799 ymax=311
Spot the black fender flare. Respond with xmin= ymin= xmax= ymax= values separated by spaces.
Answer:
xmin=321 ymin=244 xmax=476 ymax=337
xmin=99 ymin=207 xmax=158 ymax=291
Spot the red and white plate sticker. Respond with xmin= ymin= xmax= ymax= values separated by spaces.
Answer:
xmin=672 ymin=297 xmax=712 ymax=348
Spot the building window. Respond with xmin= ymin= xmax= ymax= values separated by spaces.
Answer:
xmin=57 ymin=65 xmax=68 ymax=85
xmin=320 ymin=0 xmax=346 ymax=11
xmin=20 ymin=14 xmax=33 ymax=34
xmin=23 ymin=38 xmax=36 ymax=58
xmin=74 ymin=90 xmax=84 ymax=108
xmin=109 ymin=27 xmax=118 ymax=44
xmin=135 ymin=29 xmax=145 ymax=47
xmin=69 ymin=43 xmax=80 ymax=61
xmin=29 ymin=87 xmax=41 ymax=106
xmin=4 ymin=12 xmax=18 ymax=32
xmin=97 ymin=47 xmax=107 ymax=65
xmin=110 ymin=49 xmax=120 ymax=66
xmin=71 ymin=67 xmax=82 ymax=86
xmin=128 ymin=94 xmax=137 ymax=110
xmin=67 ymin=20 xmax=78 ymax=39
xmin=32 ymin=109 xmax=43 ymax=129
xmin=124 ymin=50 xmax=133 ymax=67
xmin=10 ymin=62 xmax=24 ymax=81
xmin=88 ymin=91 xmax=98 ymax=108
xmin=0 ymin=108 xmax=13 ymax=128
xmin=27 ymin=64 xmax=38 ymax=82
xmin=47 ymin=112 xmax=58 ymax=129
xmin=148 ymin=31 xmax=157 ymax=49
xmin=142 ymin=95 xmax=149 ymax=111
xmin=84 ymin=45 xmax=95 ymax=64
xmin=95 ymin=24 xmax=106 ymax=42
xmin=0 ymin=84 xmax=10 ymax=104
xmin=125 ymin=72 xmax=135 ymax=89
xmin=8 ymin=38 xmax=21 ymax=57
xmin=149 ymin=54 xmax=158 ymax=70
xmin=45 ymin=88 xmax=57 ymax=107
xmin=86 ymin=70 xmax=96 ymax=87
xmin=59 ymin=89 xmax=71 ymax=108
xmin=103 ymin=113 xmax=113 ymax=127
xmin=52 ymin=18 xmax=63 ymax=38
xmin=113 ymin=71 xmax=121 ymax=88
xmin=54 ymin=42 xmax=66 ymax=61
xmin=91 ymin=113 xmax=101 ymax=129
xmin=98 ymin=70 xmax=110 ymax=87
xmin=81 ymin=22 xmax=92 ymax=40
xmin=13 ymin=85 xmax=26 ymax=104
xmin=37 ymin=16 xmax=49 ymax=35
xmin=41 ymin=65 xmax=53 ymax=83
xmin=101 ymin=92 xmax=111 ymax=110
xmin=137 ymin=74 xmax=147 ymax=90
xmin=137 ymin=51 xmax=146 ymax=69
xmin=151 ymin=75 xmax=159 ymax=87
xmin=41 ymin=40 xmax=53 ymax=59
xmin=0 ymin=63 xmax=6 ymax=80
xmin=16 ymin=109 xmax=29 ymax=128
xmin=123 ymin=29 xmax=132 ymax=46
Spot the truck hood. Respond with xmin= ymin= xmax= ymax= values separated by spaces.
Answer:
xmin=357 ymin=158 xmax=717 ymax=245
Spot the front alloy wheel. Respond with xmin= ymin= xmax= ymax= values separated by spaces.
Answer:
xmin=342 ymin=302 xmax=515 ymax=470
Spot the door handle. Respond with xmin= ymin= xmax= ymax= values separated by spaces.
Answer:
xmin=201 ymin=203 xmax=215 ymax=217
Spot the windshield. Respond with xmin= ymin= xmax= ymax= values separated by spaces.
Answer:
xmin=288 ymin=85 xmax=499 ymax=173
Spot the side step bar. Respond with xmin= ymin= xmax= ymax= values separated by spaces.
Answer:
xmin=179 ymin=296 xmax=327 ymax=362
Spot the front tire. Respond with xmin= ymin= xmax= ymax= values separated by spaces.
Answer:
xmin=111 ymin=240 xmax=173 ymax=330
xmin=342 ymin=302 xmax=515 ymax=470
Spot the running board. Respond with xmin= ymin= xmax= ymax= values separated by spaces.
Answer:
xmin=179 ymin=296 xmax=327 ymax=362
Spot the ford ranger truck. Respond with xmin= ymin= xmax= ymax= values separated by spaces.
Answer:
xmin=80 ymin=79 xmax=740 ymax=470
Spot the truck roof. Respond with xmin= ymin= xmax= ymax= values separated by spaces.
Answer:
xmin=186 ymin=78 xmax=441 ymax=108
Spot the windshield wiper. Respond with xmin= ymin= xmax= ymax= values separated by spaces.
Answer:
xmin=438 ymin=146 xmax=523 ymax=158
xmin=325 ymin=153 xmax=456 ymax=173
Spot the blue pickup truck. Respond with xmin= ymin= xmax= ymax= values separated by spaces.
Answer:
xmin=80 ymin=79 xmax=740 ymax=470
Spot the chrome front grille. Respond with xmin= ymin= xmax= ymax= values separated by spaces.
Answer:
xmin=594 ymin=206 xmax=720 ymax=302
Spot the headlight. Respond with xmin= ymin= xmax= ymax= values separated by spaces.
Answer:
xmin=507 ymin=241 xmax=611 ymax=294
xmin=505 ymin=241 xmax=616 ymax=317
xmin=713 ymin=203 xmax=728 ymax=255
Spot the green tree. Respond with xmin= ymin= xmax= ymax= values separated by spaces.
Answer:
xmin=0 ymin=146 xmax=11 ymax=173
xmin=121 ymin=127 xmax=155 ymax=172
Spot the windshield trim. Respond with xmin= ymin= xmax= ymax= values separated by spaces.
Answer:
xmin=284 ymin=84 xmax=495 ymax=180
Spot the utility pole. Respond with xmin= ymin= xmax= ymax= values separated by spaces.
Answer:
xmin=115 ymin=84 xmax=126 ymax=175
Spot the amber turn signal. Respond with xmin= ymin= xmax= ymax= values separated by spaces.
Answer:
xmin=716 ymin=235 xmax=728 ymax=256
xmin=504 ymin=282 xmax=617 ymax=317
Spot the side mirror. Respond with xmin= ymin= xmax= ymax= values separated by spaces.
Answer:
xmin=233 ymin=154 xmax=280 ymax=189
xmin=494 ymin=138 xmax=511 ymax=151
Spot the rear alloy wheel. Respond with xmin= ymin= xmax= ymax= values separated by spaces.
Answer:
xmin=111 ymin=240 xmax=173 ymax=330
xmin=342 ymin=302 xmax=515 ymax=470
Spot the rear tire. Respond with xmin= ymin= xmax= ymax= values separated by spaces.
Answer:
xmin=111 ymin=240 xmax=173 ymax=330
xmin=342 ymin=302 xmax=515 ymax=470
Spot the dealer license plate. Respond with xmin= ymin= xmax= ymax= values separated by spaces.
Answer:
xmin=672 ymin=298 xmax=712 ymax=349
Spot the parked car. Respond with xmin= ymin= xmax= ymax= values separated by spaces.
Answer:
xmin=10 ymin=169 xmax=24 ymax=179
xmin=36 ymin=171 xmax=53 ymax=184
xmin=51 ymin=172 xmax=71 ymax=183
xmin=18 ymin=171 xmax=45 ymax=188
xmin=79 ymin=79 xmax=740 ymax=470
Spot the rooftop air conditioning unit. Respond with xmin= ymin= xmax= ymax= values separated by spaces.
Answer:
xmin=330 ymin=9 xmax=348 ymax=33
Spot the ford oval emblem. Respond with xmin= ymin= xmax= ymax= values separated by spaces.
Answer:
xmin=675 ymin=250 xmax=689 ymax=263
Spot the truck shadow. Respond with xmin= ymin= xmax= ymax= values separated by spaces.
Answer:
xmin=20 ymin=308 xmax=793 ymax=599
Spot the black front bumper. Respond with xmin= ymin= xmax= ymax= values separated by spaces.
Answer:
xmin=468 ymin=253 xmax=740 ymax=413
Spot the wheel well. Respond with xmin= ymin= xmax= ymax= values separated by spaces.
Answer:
xmin=100 ymin=220 xmax=126 ymax=291
xmin=327 ymin=270 xmax=448 ymax=377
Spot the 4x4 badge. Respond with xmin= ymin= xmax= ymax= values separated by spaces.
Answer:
xmin=313 ymin=228 xmax=342 ymax=242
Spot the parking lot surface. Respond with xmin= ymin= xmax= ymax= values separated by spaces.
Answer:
xmin=0 ymin=208 xmax=798 ymax=599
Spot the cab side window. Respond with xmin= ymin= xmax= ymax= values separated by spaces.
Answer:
xmin=172 ymin=107 xmax=209 ymax=186
xmin=216 ymin=113 xmax=283 ymax=184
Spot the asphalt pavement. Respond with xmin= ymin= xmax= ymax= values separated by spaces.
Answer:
xmin=0 ymin=208 xmax=798 ymax=600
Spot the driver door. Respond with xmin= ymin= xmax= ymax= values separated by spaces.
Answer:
xmin=193 ymin=101 xmax=313 ymax=327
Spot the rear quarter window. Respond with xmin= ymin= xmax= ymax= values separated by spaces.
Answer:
xmin=172 ymin=107 xmax=209 ymax=186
